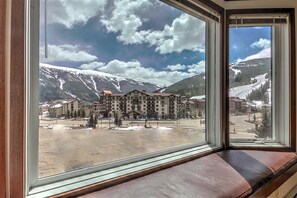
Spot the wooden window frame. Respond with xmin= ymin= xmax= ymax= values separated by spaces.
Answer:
xmin=2 ymin=0 xmax=27 ymax=197
xmin=225 ymin=8 xmax=296 ymax=152
xmin=0 ymin=0 xmax=7 ymax=197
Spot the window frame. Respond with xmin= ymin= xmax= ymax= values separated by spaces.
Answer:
xmin=225 ymin=8 xmax=296 ymax=152
xmin=25 ymin=0 xmax=225 ymax=196
xmin=7 ymin=1 xmax=297 ymax=198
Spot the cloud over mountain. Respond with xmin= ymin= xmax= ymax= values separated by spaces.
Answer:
xmin=40 ymin=44 xmax=98 ymax=62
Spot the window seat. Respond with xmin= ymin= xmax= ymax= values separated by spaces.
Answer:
xmin=78 ymin=150 xmax=297 ymax=198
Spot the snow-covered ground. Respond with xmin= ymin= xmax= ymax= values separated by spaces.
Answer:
xmin=58 ymin=79 xmax=65 ymax=90
xmin=230 ymin=65 xmax=242 ymax=75
xmin=229 ymin=73 xmax=268 ymax=99
xmin=191 ymin=73 xmax=270 ymax=107
xmin=114 ymin=126 xmax=142 ymax=131
xmin=191 ymin=95 xmax=205 ymax=100
xmin=113 ymin=126 xmax=173 ymax=131
xmin=40 ymin=63 xmax=126 ymax=81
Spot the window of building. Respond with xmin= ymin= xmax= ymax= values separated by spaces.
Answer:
xmin=26 ymin=0 xmax=222 ymax=196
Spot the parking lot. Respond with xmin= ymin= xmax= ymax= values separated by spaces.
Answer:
xmin=39 ymin=118 xmax=206 ymax=177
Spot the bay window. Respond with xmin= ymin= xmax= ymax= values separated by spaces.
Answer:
xmin=26 ymin=0 xmax=223 ymax=196
xmin=20 ymin=2 xmax=295 ymax=198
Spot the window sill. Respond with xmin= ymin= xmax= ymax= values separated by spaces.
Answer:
xmin=230 ymin=142 xmax=285 ymax=147
xmin=27 ymin=145 xmax=220 ymax=197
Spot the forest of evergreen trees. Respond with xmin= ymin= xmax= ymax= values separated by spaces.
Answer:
xmin=246 ymin=81 xmax=270 ymax=103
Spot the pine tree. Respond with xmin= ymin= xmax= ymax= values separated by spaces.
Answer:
xmin=198 ymin=109 xmax=202 ymax=118
xmin=256 ymin=106 xmax=271 ymax=138
xmin=77 ymin=109 xmax=81 ymax=117
xmin=263 ymin=93 xmax=269 ymax=104
xmin=93 ymin=116 xmax=98 ymax=129
xmin=81 ymin=109 xmax=85 ymax=118
xmin=114 ymin=112 xmax=119 ymax=126
xmin=88 ymin=114 xmax=94 ymax=128
xmin=66 ymin=110 xmax=70 ymax=119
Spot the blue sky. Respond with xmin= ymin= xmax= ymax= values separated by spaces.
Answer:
xmin=230 ymin=26 xmax=271 ymax=64
xmin=40 ymin=0 xmax=271 ymax=86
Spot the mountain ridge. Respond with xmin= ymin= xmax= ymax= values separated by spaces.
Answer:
xmin=40 ymin=63 xmax=159 ymax=102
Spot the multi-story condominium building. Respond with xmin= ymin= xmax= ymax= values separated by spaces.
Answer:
xmin=99 ymin=90 xmax=183 ymax=119
xmin=48 ymin=98 xmax=79 ymax=118
xmin=229 ymin=97 xmax=247 ymax=114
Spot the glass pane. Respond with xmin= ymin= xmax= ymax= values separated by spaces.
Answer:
xmin=229 ymin=26 xmax=272 ymax=143
xmin=38 ymin=0 xmax=207 ymax=178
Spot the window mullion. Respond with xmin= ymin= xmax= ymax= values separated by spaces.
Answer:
xmin=26 ymin=0 xmax=40 ymax=194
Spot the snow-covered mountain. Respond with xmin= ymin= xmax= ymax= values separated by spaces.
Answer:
xmin=39 ymin=63 xmax=159 ymax=102
xmin=169 ymin=57 xmax=271 ymax=101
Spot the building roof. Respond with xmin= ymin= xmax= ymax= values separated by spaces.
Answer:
xmin=102 ymin=90 xmax=112 ymax=95
xmin=149 ymin=93 xmax=172 ymax=97
xmin=124 ymin=89 xmax=150 ymax=96
xmin=49 ymin=98 xmax=77 ymax=109
xmin=112 ymin=94 xmax=124 ymax=97
xmin=50 ymin=103 xmax=63 ymax=109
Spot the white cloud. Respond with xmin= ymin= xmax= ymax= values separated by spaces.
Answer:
xmin=244 ymin=48 xmax=271 ymax=61
xmin=166 ymin=64 xmax=186 ymax=71
xmin=44 ymin=0 xmax=205 ymax=54
xmin=45 ymin=0 xmax=107 ymax=28
xmin=80 ymin=61 xmax=105 ymax=70
xmin=148 ymin=14 xmax=205 ymax=54
xmin=80 ymin=60 xmax=204 ymax=86
xmin=251 ymin=38 xmax=271 ymax=49
xmin=40 ymin=44 xmax=98 ymax=62
xmin=100 ymin=0 xmax=154 ymax=44
xmin=232 ymin=44 xmax=238 ymax=49
xmin=235 ymin=58 xmax=243 ymax=64
xmin=100 ymin=0 xmax=205 ymax=54
xmin=187 ymin=61 xmax=205 ymax=74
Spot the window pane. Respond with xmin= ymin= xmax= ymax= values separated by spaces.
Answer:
xmin=229 ymin=26 xmax=272 ymax=143
xmin=38 ymin=0 xmax=207 ymax=178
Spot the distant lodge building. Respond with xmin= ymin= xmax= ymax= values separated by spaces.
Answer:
xmin=229 ymin=97 xmax=247 ymax=114
xmin=98 ymin=90 xmax=206 ymax=119
xmin=48 ymin=98 xmax=79 ymax=118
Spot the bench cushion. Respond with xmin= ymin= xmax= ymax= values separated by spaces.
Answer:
xmin=79 ymin=150 xmax=297 ymax=198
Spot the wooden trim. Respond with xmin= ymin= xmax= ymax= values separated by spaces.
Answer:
xmin=289 ymin=9 xmax=296 ymax=152
xmin=9 ymin=0 xmax=26 ymax=197
xmin=181 ymin=0 xmax=220 ymax=22
xmin=198 ymin=0 xmax=224 ymax=14
xmin=0 ymin=1 xmax=6 ymax=198
xmin=51 ymin=148 xmax=223 ymax=198
xmin=227 ymin=8 xmax=296 ymax=15
xmin=225 ymin=9 xmax=296 ymax=152
xmin=221 ymin=8 xmax=227 ymax=149
xmin=160 ymin=0 xmax=221 ymax=22
xmin=225 ymin=10 xmax=231 ymax=148
xmin=250 ymin=160 xmax=297 ymax=197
